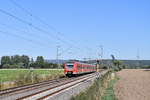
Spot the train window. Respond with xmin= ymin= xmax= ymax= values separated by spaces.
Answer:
xmin=78 ymin=64 xmax=81 ymax=69
xmin=78 ymin=65 xmax=80 ymax=69
xmin=66 ymin=64 xmax=74 ymax=68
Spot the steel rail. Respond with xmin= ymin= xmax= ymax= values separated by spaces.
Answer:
xmin=0 ymin=77 xmax=68 ymax=96
xmin=37 ymin=76 xmax=93 ymax=100
xmin=16 ymin=73 xmax=96 ymax=100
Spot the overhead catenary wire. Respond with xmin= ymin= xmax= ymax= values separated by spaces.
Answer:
xmin=0 ymin=30 xmax=48 ymax=47
xmin=3 ymin=0 xmax=96 ymax=59
xmin=59 ymin=46 xmax=73 ymax=56
xmin=8 ymin=0 xmax=92 ymax=53
xmin=8 ymin=0 xmax=73 ymax=46
xmin=0 ymin=8 xmax=71 ymax=46
xmin=0 ymin=8 xmax=81 ymax=59
xmin=8 ymin=0 xmax=67 ymax=37
xmin=0 ymin=21 xmax=55 ymax=45
xmin=0 ymin=8 xmax=86 ymax=58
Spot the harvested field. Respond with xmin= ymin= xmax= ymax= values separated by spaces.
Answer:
xmin=114 ymin=69 xmax=150 ymax=100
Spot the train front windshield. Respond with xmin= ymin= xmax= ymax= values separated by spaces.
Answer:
xmin=66 ymin=64 xmax=74 ymax=69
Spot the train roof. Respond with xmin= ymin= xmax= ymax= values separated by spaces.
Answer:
xmin=66 ymin=61 xmax=95 ymax=66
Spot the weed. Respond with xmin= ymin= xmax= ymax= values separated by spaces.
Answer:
xmin=71 ymin=71 xmax=112 ymax=100
xmin=101 ymin=79 xmax=118 ymax=100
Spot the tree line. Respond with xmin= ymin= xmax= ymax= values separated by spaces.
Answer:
xmin=0 ymin=55 xmax=61 ymax=69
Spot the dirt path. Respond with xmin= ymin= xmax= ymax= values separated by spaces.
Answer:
xmin=114 ymin=69 xmax=150 ymax=100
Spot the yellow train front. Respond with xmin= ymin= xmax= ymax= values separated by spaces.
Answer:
xmin=64 ymin=61 xmax=96 ymax=77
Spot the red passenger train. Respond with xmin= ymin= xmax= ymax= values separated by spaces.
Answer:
xmin=64 ymin=61 xmax=96 ymax=76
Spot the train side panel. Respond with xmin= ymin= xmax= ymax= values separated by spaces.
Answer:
xmin=64 ymin=61 xmax=96 ymax=76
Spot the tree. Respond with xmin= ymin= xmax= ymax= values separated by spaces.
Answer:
xmin=30 ymin=58 xmax=34 ymax=64
xmin=0 ymin=55 xmax=60 ymax=69
xmin=1 ymin=56 xmax=11 ymax=67
xmin=36 ymin=56 xmax=45 ymax=68
xmin=1 ymin=55 xmax=31 ymax=68
xmin=113 ymin=60 xmax=122 ymax=71
xmin=21 ymin=55 xmax=30 ymax=68
xmin=122 ymin=65 xmax=126 ymax=69
xmin=11 ymin=55 xmax=21 ymax=65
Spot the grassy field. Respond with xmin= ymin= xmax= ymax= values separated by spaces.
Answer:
xmin=0 ymin=69 xmax=64 ymax=82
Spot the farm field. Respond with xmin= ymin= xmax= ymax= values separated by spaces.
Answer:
xmin=0 ymin=69 xmax=64 ymax=82
xmin=114 ymin=69 xmax=150 ymax=100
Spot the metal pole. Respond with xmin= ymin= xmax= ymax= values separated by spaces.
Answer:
xmin=56 ymin=45 xmax=60 ymax=68
xmin=136 ymin=49 xmax=140 ymax=68
xmin=99 ymin=45 xmax=103 ymax=60
xmin=98 ymin=45 xmax=103 ymax=69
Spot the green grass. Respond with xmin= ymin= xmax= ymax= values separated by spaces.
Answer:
xmin=71 ymin=71 xmax=111 ymax=100
xmin=72 ymin=81 xmax=100 ymax=100
xmin=101 ymin=79 xmax=118 ymax=100
xmin=0 ymin=69 xmax=64 ymax=82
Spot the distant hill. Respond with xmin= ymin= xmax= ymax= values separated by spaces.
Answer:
xmin=45 ymin=59 xmax=150 ymax=67
xmin=45 ymin=59 xmax=68 ymax=64
xmin=121 ymin=60 xmax=150 ymax=66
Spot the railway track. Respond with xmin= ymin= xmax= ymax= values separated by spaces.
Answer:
xmin=0 ymin=72 xmax=98 ymax=100
xmin=0 ymin=77 xmax=67 ymax=96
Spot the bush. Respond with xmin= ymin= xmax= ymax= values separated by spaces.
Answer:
xmin=3 ymin=64 xmax=11 ymax=68
xmin=141 ymin=65 xmax=150 ymax=69
xmin=102 ymin=66 xmax=108 ymax=69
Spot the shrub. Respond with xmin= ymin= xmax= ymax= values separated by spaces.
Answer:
xmin=3 ymin=64 xmax=11 ymax=68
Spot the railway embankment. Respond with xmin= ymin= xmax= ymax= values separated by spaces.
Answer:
xmin=0 ymin=70 xmax=113 ymax=100
xmin=71 ymin=70 xmax=118 ymax=100
xmin=0 ymin=72 xmax=97 ymax=100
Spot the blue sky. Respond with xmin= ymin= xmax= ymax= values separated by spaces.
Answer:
xmin=0 ymin=0 xmax=149 ymax=60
